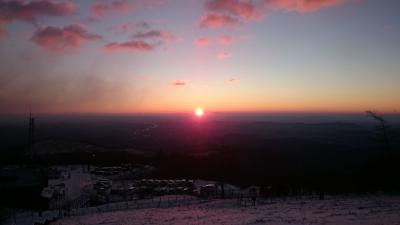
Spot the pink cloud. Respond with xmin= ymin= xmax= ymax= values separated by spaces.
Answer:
xmin=217 ymin=51 xmax=233 ymax=60
xmin=170 ymin=80 xmax=189 ymax=86
xmin=219 ymin=35 xmax=233 ymax=45
xmin=104 ymin=40 xmax=155 ymax=52
xmin=0 ymin=0 xmax=76 ymax=35
xmin=134 ymin=30 xmax=175 ymax=41
xmin=31 ymin=24 xmax=101 ymax=53
xmin=195 ymin=37 xmax=210 ymax=46
xmin=199 ymin=0 xmax=354 ymax=29
xmin=263 ymin=0 xmax=346 ymax=13
xmin=199 ymin=13 xmax=240 ymax=28
xmin=112 ymin=0 xmax=133 ymax=13
xmin=0 ymin=0 xmax=76 ymax=21
xmin=91 ymin=2 xmax=108 ymax=17
xmin=91 ymin=0 xmax=134 ymax=17
xmin=199 ymin=0 xmax=260 ymax=29
xmin=206 ymin=0 xmax=260 ymax=20
xmin=105 ymin=22 xmax=176 ymax=53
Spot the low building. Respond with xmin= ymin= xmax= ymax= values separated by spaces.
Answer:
xmin=0 ymin=166 xmax=48 ymax=209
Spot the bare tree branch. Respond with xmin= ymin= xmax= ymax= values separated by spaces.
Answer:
xmin=366 ymin=110 xmax=390 ymax=151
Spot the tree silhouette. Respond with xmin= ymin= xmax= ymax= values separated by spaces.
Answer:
xmin=366 ymin=110 xmax=390 ymax=151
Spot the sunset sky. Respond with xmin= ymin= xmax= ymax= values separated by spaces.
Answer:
xmin=0 ymin=0 xmax=399 ymax=114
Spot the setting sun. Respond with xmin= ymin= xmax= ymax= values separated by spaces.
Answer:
xmin=195 ymin=108 xmax=204 ymax=117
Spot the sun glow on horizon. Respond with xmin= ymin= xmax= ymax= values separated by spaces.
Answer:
xmin=195 ymin=108 xmax=204 ymax=117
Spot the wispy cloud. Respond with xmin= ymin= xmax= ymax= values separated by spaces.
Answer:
xmin=0 ymin=55 xmax=134 ymax=113
xmin=90 ymin=0 xmax=134 ymax=17
xmin=134 ymin=30 xmax=175 ymax=41
xmin=104 ymin=40 xmax=156 ymax=52
xmin=383 ymin=24 xmax=397 ymax=33
xmin=105 ymin=22 xmax=176 ymax=53
xmin=227 ymin=78 xmax=239 ymax=84
xmin=217 ymin=51 xmax=233 ymax=60
xmin=90 ymin=0 xmax=167 ymax=19
xmin=118 ymin=23 xmax=135 ymax=33
xmin=263 ymin=0 xmax=346 ymax=13
xmin=136 ymin=75 xmax=152 ymax=80
xmin=219 ymin=35 xmax=233 ymax=45
xmin=170 ymin=80 xmax=190 ymax=86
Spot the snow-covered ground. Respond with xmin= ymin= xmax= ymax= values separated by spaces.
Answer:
xmin=48 ymin=165 xmax=91 ymax=200
xmin=53 ymin=195 xmax=400 ymax=225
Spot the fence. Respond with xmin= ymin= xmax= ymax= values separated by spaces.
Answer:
xmin=68 ymin=195 xmax=203 ymax=217
xmin=20 ymin=195 xmax=206 ymax=225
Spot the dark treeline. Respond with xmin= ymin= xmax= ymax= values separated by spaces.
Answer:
xmin=5 ymin=140 xmax=399 ymax=195
xmin=1 ymin=117 xmax=400 ymax=197
xmin=153 ymin=145 xmax=400 ymax=194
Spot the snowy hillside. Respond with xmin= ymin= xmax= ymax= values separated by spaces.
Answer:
xmin=53 ymin=195 xmax=400 ymax=225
